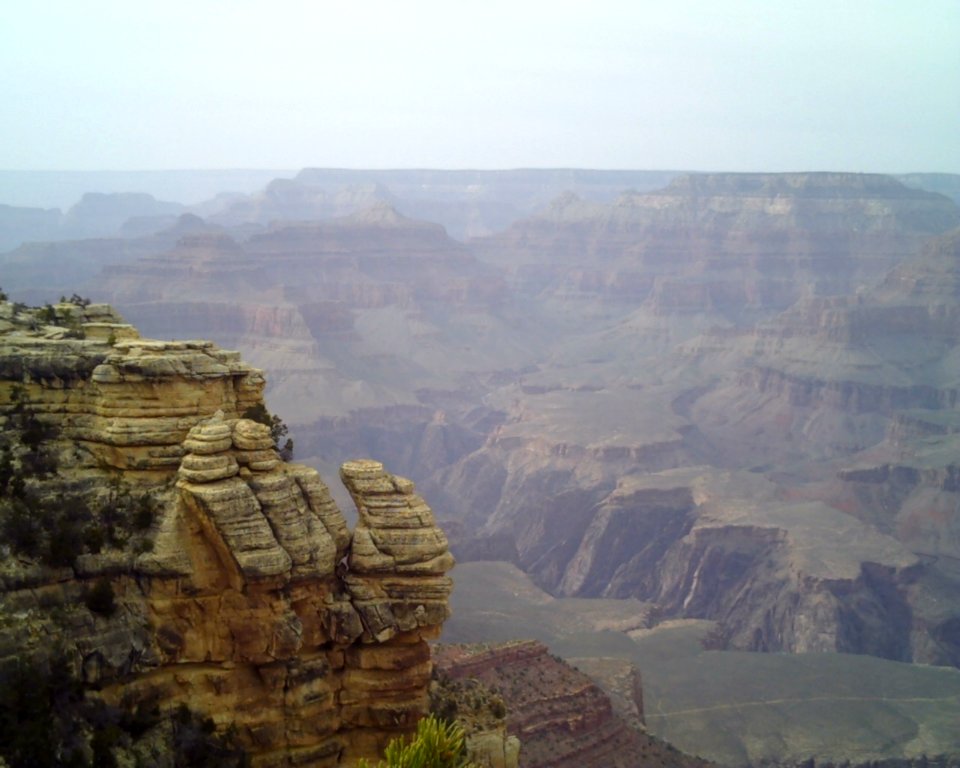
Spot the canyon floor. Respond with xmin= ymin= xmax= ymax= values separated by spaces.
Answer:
xmin=443 ymin=561 xmax=960 ymax=767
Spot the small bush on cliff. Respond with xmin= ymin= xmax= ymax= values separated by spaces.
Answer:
xmin=0 ymin=655 xmax=247 ymax=768
xmin=68 ymin=293 xmax=91 ymax=308
xmin=359 ymin=715 xmax=475 ymax=768
xmin=38 ymin=304 xmax=57 ymax=325
xmin=84 ymin=577 xmax=117 ymax=617
xmin=170 ymin=705 xmax=248 ymax=768
xmin=0 ymin=653 xmax=83 ymax=768
xmin=0 ymin=449 xmax=12 ymax=494
xmin=242 ymin=403 xmax=294 ymax=460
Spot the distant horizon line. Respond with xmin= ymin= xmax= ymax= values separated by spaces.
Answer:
xmin=1 ymin=167 xmax=957 ymax=176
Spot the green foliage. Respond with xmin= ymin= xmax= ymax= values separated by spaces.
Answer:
xmin=0 ymin=655 xmax=247 ymax=768
xmin=38 ymin=304 xmax=57 ymax=325
xmin=0 ymin=286 xmax=7 ymax=301
xmin=8 ymin=382 xmax=158 ymax=570
xmin=2 ymin=386 xmax=58 ymax=484
xmin=84 ymin=577 xmax=117 ymax=617
xmin=3 ymin=497 xmax=43 ymax=557
xmin=131 ymin=493 xmax=156 ymax=531
xmin=47 ymin=516 xmax=82 ymax=568
xmin=359 ymin=715 xmax=475 ymax=768
xmin=170 ymin=705 xmax=248 ymax=768
xmin=0 ymin=436 xmax=157 ymax=565
xmin=0 ymin=657 xmax=60 ymax=767
xmin=242 ymin=403 xmax=294 ymax=460
xmin=0 ymin=448 xmax=12 ymax=494
xmin=0 ymin=653 xmax=84 ymax=768
xmin=98 ymin=474 xmax=157 ymax=547
xmin=68 ymin=293 xmax=91 ymax=308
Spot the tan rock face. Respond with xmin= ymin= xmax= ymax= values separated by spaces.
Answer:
xmin=340 ymin=459 xmax=455 ymax=643
xmin=150 ymin=443 xmax=453 ymax=765
xmin=0 ymin=302 xmax=455 ymax=767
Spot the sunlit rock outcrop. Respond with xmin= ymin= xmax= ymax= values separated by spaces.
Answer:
xmin=0 ymin=300 xmax=455 ymax=767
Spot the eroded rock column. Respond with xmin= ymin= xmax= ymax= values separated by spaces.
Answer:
xmin=339 ymin=459 xmax=455 ymax=761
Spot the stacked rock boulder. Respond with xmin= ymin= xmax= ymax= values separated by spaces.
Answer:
xmin=174 ymin=413 xmax=352 ymax=585
xmin=340 ymin=459 xmax=455 ymax=642
xmin=329 ymin=460 xmax=453 ymax=762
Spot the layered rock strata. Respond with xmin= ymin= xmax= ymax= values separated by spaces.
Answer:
xmin=0 ymin=301 xmax=455 ymax=767
xmin=433 ymin=641 xmax=711 ymax=768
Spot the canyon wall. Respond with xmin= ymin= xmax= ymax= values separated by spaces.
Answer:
xmin=6 ymin=171 xmax=960 ymax=675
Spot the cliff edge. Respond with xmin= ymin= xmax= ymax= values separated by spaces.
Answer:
xmin=0 ymin=298 xmax=454 ymax=766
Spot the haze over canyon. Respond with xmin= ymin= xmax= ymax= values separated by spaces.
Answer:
xmin=4 ymin=167 xmax=960 ymax=766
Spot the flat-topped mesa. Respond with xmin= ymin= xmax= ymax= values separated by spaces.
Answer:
xmin=339 ymin=459 xmax=455 ymax=642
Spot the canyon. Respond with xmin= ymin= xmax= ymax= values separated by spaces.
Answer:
xmin=4 ymin=168 xmax=960 ymax=764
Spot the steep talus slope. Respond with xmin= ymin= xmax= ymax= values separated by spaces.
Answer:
xmin=0 ymin=212 xmax=227 ymax=305
xmin=79 ymin=173 xmax=960 ymax=669
xmin=647 ymin=227 xmax=960 ymax=664
xmin=0 ymin=300 xmax=456 ymax=767
xmin=433 ymin=641 xmax=712 ymax=768
xmin=0 ymin=192 xmax=186 ymax=252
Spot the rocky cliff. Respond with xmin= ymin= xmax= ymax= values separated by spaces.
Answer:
xmin=433 ymin=641 xmax=711 ymax=768
xmin=0 ymin=299 xmax=454 ymax=766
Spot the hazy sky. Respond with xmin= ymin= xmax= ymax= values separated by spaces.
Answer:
xmin=2 ymin=0 xmax=957 ymax=172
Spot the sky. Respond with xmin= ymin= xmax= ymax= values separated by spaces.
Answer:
xmin=1 ymin=0 xmax=958 ymax=173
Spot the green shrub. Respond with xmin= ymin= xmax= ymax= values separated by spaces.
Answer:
xmin=360 ymin=715 xmax=475 ymax=768
xmin=83 ymin=525 xmax=105 ymax=554
xmin=0 ymin=450 xmax=12 ymax=495
xmin=38 ymin=304 xmax=57 ymax=325
xmin=132 ymin=493 xmax=155 ymax=531
xmin=3 ymin=498 xmax=42 ymax=557
xmin=242 ymin=404 xmax=294 ymax=460
xmin=170 ymin=704 xmax=247 ymax=767
xmin=84 ymin=577 xmax=117 ymax=617
xmin=45 ymin=519 xmax=80 ymax=568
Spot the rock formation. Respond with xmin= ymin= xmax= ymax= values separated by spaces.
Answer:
xmin=0 ymin=300 xmax=454 ymax=766
xmin=6 ymin=172 xmax=960 ymax=677
xmin=433 ymin=641 xmax=711 ymax=768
